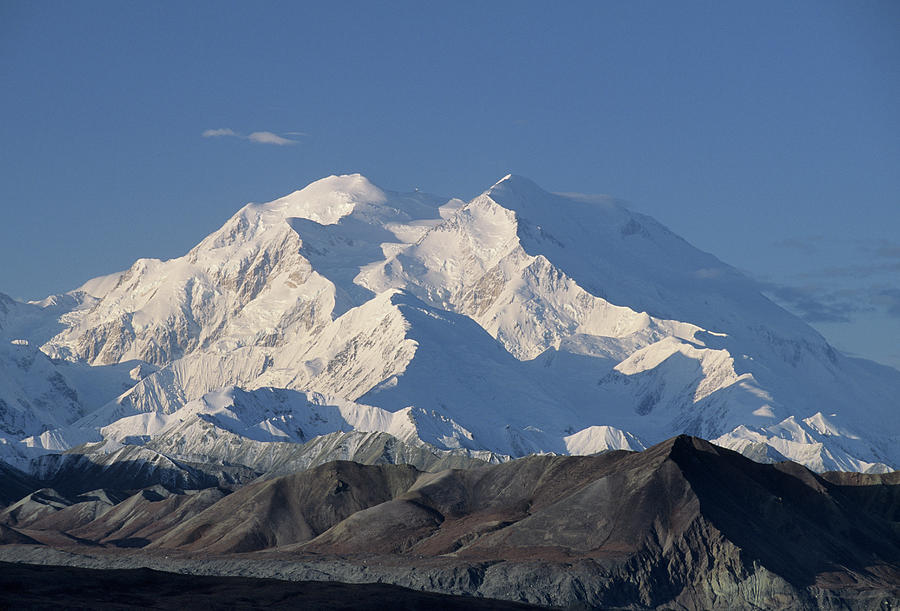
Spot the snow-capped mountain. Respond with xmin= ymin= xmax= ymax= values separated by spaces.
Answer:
xmin=2 ymin=174 xmax=897 ymax=473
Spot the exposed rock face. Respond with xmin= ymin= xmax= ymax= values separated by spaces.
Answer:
xmin=2 ymin=436 xmax=896 ymax=609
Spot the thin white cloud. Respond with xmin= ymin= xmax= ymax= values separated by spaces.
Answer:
xmin=248 ymin=131 xmax=297 ymax=146
xmin=202 ymin=128 xmax=239 ymax=138
xmin=201 ymin=128 xmax=300 ymax=145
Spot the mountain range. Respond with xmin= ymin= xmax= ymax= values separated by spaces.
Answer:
xmin=1 ymin=436 xmax=897 ymax=609
xmin=1 ymin=173 xmax=898 ymax=477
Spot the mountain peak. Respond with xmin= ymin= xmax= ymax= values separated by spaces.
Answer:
xmin=264 ymin=174 xmax=387 ymax=225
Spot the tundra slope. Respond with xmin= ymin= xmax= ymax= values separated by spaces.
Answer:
xmin=1 ymin=437 xmax=897 ymax=610
xmin=0 ymin=174 xmax=897 ymax=473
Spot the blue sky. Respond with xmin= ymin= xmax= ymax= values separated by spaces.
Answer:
xmin=1 ymin=1 xmax=898 ymax=368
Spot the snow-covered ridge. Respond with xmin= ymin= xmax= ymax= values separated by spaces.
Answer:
xmin=0 ymin=174 xmax=897 ymax=474
xmin=264 ymin=173 xmax=388 ymax=224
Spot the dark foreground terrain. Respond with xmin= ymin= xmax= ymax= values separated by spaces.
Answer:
xmin=0 ymin=561 xmax=545 ymax=610
xmin=1 ymin=436 xmax=898 ymax=610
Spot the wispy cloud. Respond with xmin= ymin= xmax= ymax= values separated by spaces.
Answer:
xmin=764 ymin=233 xmax=900 ymax=327
xmin=796 ymin=261 xmax=900 ymax=280
xmin=762 ymin=281 xmax=900 ymax=324
xmin=201 ymin=128 xmax=300 ymax=146
xmin=773 ymin=236 xmax=900 ymax=262
xmin=873 ymin=287 xmax=900 ymax=319
xmin=247 ymin=131 xmax=296 ymax=146
xmin=763 ymin=283 xmax=866 ymax=323
xmin=202 ymin=128 xmax=239 ymax=138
